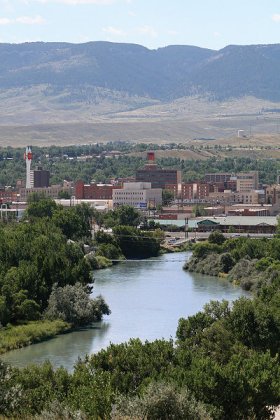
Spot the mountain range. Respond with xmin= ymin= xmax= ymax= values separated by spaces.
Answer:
xmin=1 ymin=41 xmax=280 ymax=145
xmin=1 ymin=41 xmax=280 ymax=102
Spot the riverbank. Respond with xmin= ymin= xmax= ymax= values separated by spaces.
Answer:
xmin=0 ymin=320 xmax=70 ymax=355
xmin=183 ymin=233 xmax=279 ymax=292
xmin=1 ymin=252 xmax=248 ymax=370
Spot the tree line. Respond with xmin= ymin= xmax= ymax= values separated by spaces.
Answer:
xmin=1 ymin=145 xmax=280 ymax=186
xmin=185 ymin=229 xmax=280 ymax=291
xmin=0 ymin=198 xmax=110 ymax=328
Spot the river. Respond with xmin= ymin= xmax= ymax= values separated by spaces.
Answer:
xmin=1 ymin=252 xmax=248 ymax=370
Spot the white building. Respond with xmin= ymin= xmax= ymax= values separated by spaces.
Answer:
xmin=112 ymin=182 xmax=162 ymax=209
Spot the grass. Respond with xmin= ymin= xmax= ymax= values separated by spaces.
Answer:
xmin=1 ymin=93 xmax=280 ymax=147
xmin=0 ymin=320 xmax=71 ymax=355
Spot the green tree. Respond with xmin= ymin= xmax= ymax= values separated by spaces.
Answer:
xmin=162 ymin=189 xmax=174 ymax=206
xmin=112 ymin=381 xmax=212 ymax=420
xmin=115 ymin=205 xmax=141 ymax=227
xmin=26 ymin=198 xmax=58 ymax=219
xmin=113 ymin=225 xmax=161 ymax=258
xmin=219 ymin=253 xmax=235 ymax=273
xmin=44 ymin=283 xmax=110 ymax=327
xmin=208 ymin=230 xmax=226 ymax=245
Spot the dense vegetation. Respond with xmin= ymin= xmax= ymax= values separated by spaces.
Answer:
xmin=1 ymin=144 xmax=280 ymax=186
xmin=0 ymin=202 xmax=279 ymax=417
xmin=0 ymin=199 xmax=110 ymax=344
xmin=0 ymin=199 xmax=162 ymax=334
xmin=0 ymin=176 xmax=280 ymax=417
xmin=93 ymin=206 xmax=163 ymax=259
xmin=1 ymin=272 xmax=280 ymax=418
xmin=184 ymin=230 xmax=280 ymax=291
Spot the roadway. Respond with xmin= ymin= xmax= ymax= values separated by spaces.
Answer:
xmin=164 ymin=231 xmax=274 ymax=246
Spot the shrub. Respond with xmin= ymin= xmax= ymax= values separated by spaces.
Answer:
xmin=219 ymin=253 xmax=235 ymax=273
xmin=208 ymin=231 xmax=226 ymax=245
xmin=95 ymin=243 xmax=123 ymax=260
xmin=111 ymin=381 xmax=212 ymax=420
xmin=44 ymin=283 xmax=110 ymax=327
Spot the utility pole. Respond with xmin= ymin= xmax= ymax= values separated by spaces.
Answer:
xmin=184 ymin=217 xmax=188 ymax=239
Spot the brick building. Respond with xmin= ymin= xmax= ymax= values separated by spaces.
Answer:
xmin=136 ymin=152 xmax=182 ymax=191
xmin=180 ymin=183 xmax=209 ymax=200
xmin=0 ymin=188 xmax=18 ymax=203
xmin=75 ymin=181 xmax=116 ymax=200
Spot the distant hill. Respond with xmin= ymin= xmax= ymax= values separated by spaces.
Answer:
xmin=0 ymin=41 xmax=280 ymax=101
xmin=1 ymin=41 xmax=280 ymax=145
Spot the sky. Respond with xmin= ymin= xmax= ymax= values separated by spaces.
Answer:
xmin=0 ymin=0 xmax=280 ymax=50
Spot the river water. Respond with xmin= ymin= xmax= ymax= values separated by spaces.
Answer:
xmin=1 ymin=252 xmax=248 ymax=370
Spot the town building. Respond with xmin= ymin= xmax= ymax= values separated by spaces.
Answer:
xmin=208 ymin=189 xmax=265 ymax=205
xmin=19 ymin=185 xmax=73 ymax=201
xmin=236 ymin=171 xmax=259 ymax=192
xmin=136 ymin=152 xmax=182 ymax=192
xmin=180 ymin=182 xmax=210 ymax=200
xmin=75 ymin=180 xmax=117 ymax=200
xmin=265 ymin=184 xmax=280 ymax=205
xmin=0 ymin=188 xmax=19 ymax=203
xmin=33 ymin=166 xmax=50 ymax=188
xmin=112 ymin=182 xmax=162 ymax=209
xmin=195 ymin=216 xmax=277 ymax=234
xmin=205 ymin=172 xmax=258 ymax=193
xmin=205 ymin=173 xmax=233 ymax=183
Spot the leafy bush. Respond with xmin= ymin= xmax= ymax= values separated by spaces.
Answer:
xmin=111 ymin=381 xmax=212 ymax=420
xmin=219 ymin=253 xmax=235 ymax=273
xmin=86 ymin=254 xmax=113 ymax=269
xmin=0 ymin=361 xmax=22 ymax=416
xmin=185 ymin=253 xmax=222 ymax=276
xmin=35 ymin=400 xmax=87 ymax=420
xmin=113 ymin=225 xmax=161 ymax=258
xmin=208 ymin=231 xmax=226 ymax=245
xmin=95 ymin=243 xmax=123 ymax=260
xmin=44 ymin=283 xmax=110 ymax=327
xmin=192 ymin=242 xmax=222 ymax=259
xmin=227 ymin=258 xmax=258 ymax=286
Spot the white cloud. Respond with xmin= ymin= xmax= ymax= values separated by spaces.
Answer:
xmin=137 ymin=25 xmax=158 ymax=38
xmin=214 ymin=31 xmax=221 ymax=37
xmin=128 ymin=10 xmax=136 ymax=17
xmin=272 ymin=14 xmax=280 ymax=22
xmin=0 ymin=17 xmax=11 ymax=25
xmin=16 ymin=15 xmax=45 ymax=24
xmin=0 ymin=15 xmax=45 ymax=25
xmin=102 ymin=26 xmax=126 ymax=36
